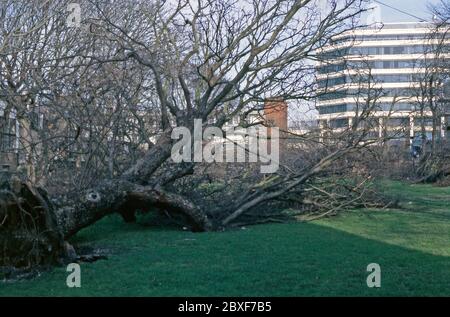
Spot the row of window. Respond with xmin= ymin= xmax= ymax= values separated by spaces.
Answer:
xmin=323 ymin=116 xmax=450 ymax=130
xmin=317 ymin=102 xmax=422 ymax=115
xmin=318 ymin=90 xmax=349 ymax=101
xmin=325 ymin=117 xmax=434 ymax=130
xmin=351 ymin=46 xmax=430 ymax=55
xmin=318 ymin=76 xmax=347 ymax=88
xmin=319 ymin=73 xmax=423 ymax=88
xmin=328 ymin=118 xmax=349 ymax=128
xmin=318 ymin=104 xmax=347 ymax=114
xmin=320 ymin=45 xmax=434 ymax=59
xmin=318 ymin=87 xmax=423 ymax=101
xmin=331 ymin=34 xmax=438 ymax=44
xmin=371 ymin=60 xmax=421 ymax=69
xmin=318 ymin=60 xmax=424 ymax=74
xmin=414 ymin=118 xmax=437 ymax=126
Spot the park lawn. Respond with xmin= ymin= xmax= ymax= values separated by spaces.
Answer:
xmin=0 ymin=181 xmax=449 ymax=296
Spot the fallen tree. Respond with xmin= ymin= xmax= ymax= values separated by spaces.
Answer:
xmin=1 ymin=0 xmax=388 ymax=269
xmin=1 ymin=124 xmax=391 ymax=268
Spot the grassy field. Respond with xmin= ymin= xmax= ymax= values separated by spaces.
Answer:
xmin=1 ymin=181 xmax=449 ymax=296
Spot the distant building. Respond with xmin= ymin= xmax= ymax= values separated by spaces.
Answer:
xmin=0 ymin=106 xmax=18 ymax=177
xmin=0 ymin=99 xmax=44 ymax=182
xmin=316 ymin=22 xmax=450 ymax=143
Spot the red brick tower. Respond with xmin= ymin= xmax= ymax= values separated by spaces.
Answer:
xmin=264 ymin=99 xmax=288 ymax=157
xmin=264 ymin=99 xmax=288 ymax=131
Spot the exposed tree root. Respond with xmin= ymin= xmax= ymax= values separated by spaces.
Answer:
xmin=0 ymin=176 xmax=64 ymax=268
xmin=1 ymin=174 xmax=212 ymax=268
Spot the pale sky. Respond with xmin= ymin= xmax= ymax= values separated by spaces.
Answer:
xmin=362 ymin=0 xmax=442 ymax=23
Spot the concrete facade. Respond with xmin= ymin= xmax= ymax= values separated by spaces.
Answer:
xmin=316 ymin=22 xmax=450 ymax=144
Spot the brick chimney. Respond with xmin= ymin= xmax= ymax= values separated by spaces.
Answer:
xmin=264 ymin=99 xmax=288 ymax=131
xmin=263 ymin=99 xmax=288 ymax=157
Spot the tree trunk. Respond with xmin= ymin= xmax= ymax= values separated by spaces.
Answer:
xmin=1 ymin=129 xmax=212 ymax=268
xmin=0 ymin=175 xmax=64 ymax=268
xmin=56 ymin=180 xmax=213 ymax=240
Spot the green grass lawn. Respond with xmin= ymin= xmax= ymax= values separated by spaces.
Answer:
xmin=1 ymin=181 xmax=449 ymax=296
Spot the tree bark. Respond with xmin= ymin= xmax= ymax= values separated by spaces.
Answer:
xmin=1 ymin=129 xmax=212 ymax=268
xmin=57 ymin=180 xmax=213 ymax=240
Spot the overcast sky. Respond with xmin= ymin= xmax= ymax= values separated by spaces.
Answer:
xmin=363 ymin=0 xmax=442 ymax=23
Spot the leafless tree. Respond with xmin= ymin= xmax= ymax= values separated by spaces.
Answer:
xmin=407 ymin=0 xmax=450 ymax=182
xmin=0 ymin=0 xmax=397 ymax=269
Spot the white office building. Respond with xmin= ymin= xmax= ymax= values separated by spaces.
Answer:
xmin=316 ymin=22 xmax=450 ymax=143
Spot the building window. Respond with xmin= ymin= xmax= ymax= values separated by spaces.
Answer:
xmin=393 ymin=47 xmax=405 ymax=54
xmin=329 ymin=118 xmax=349 ymax=128
xmin=318 ymin=104 xmax=347 ymax=114
xmin=387 ymin=118 xmax=409 ymax=127
xmin=0 ymin=117 xmax=16 ymax=153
